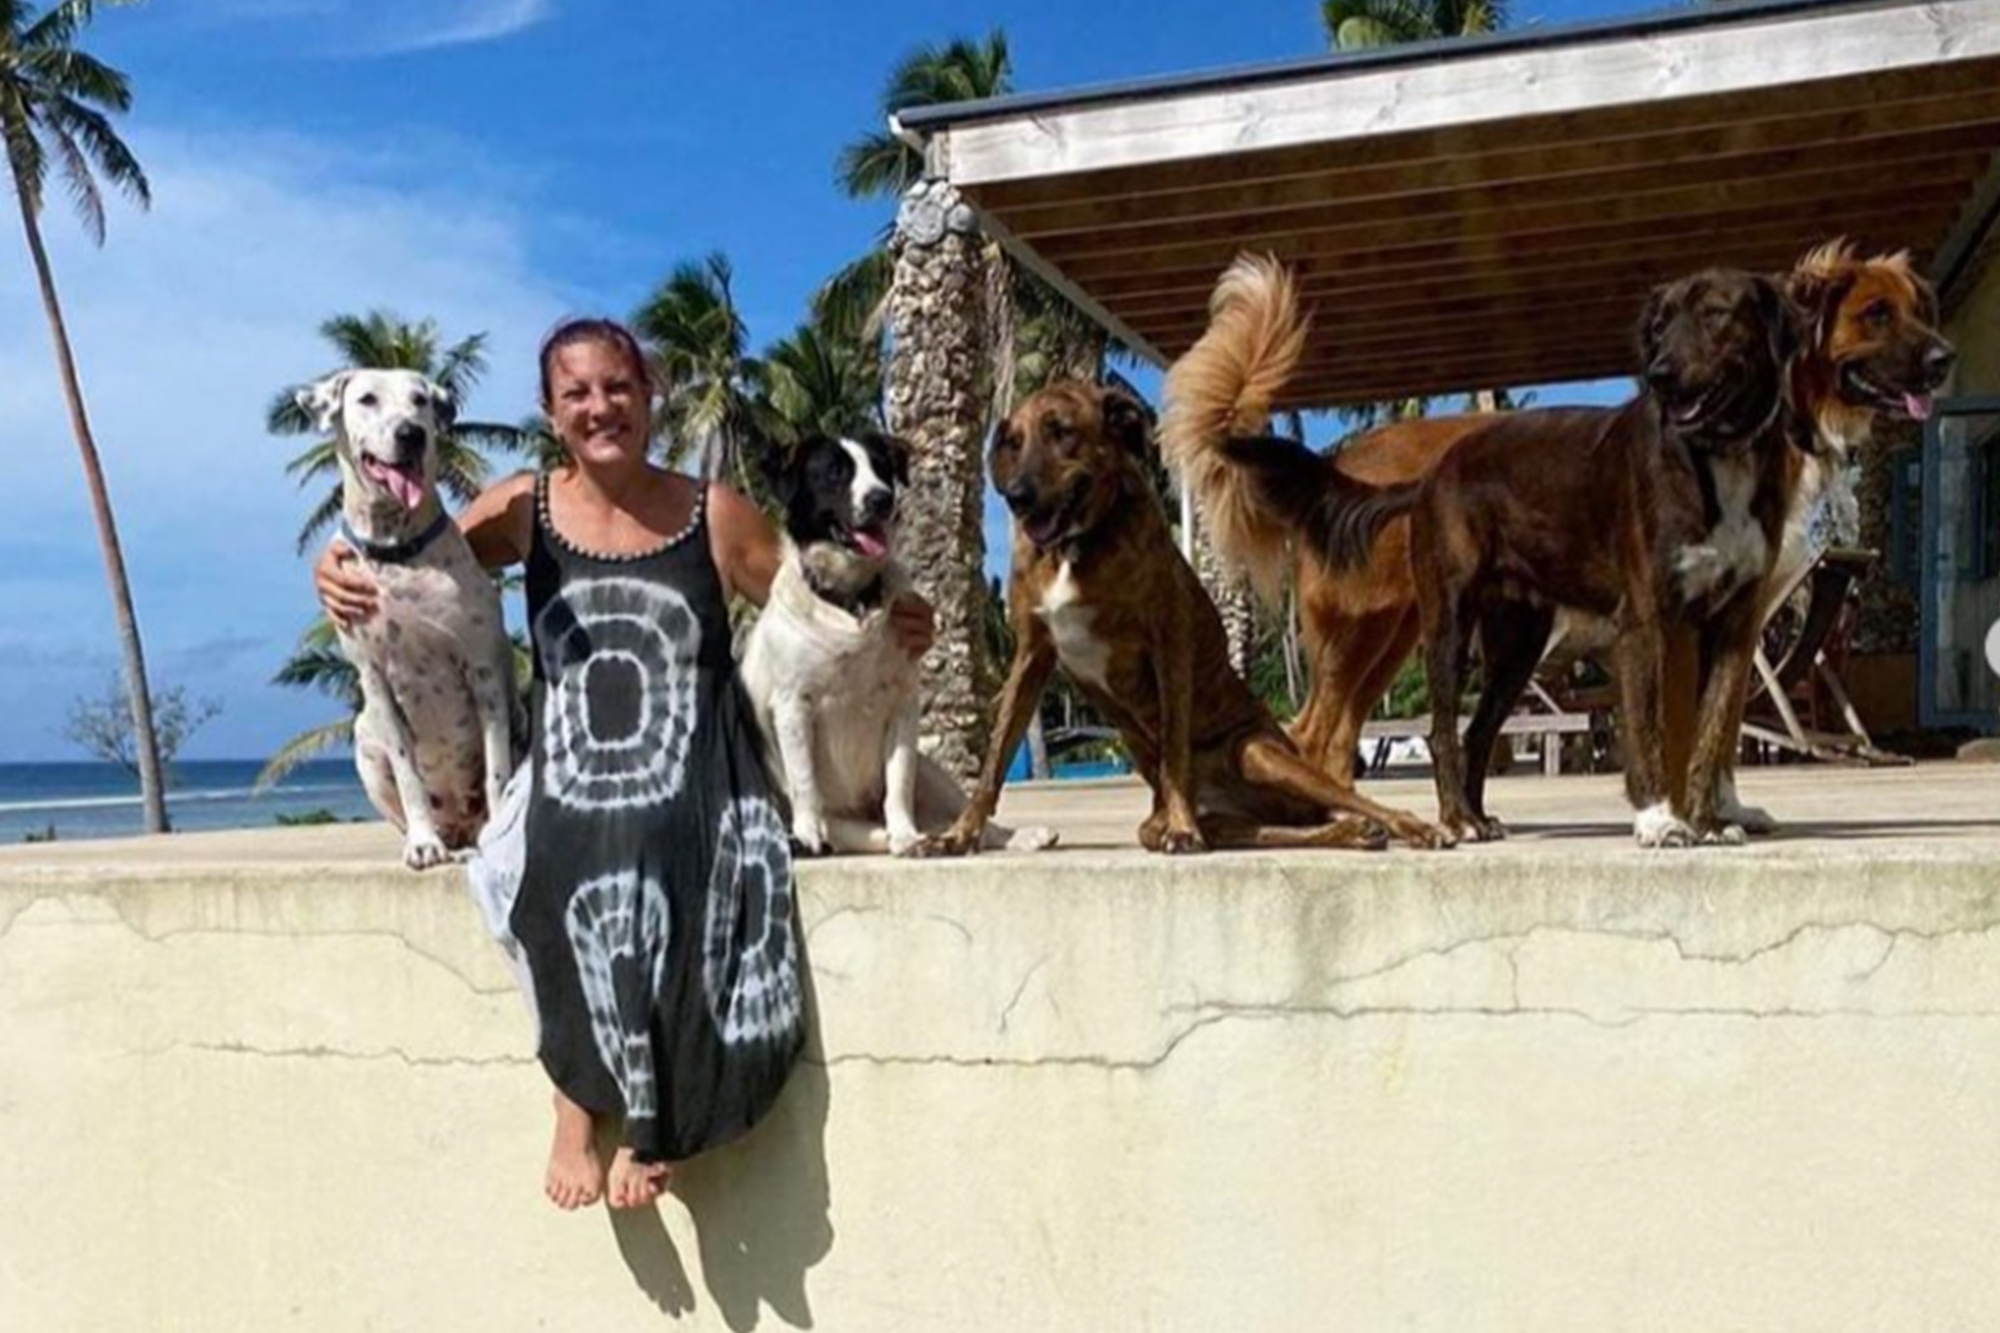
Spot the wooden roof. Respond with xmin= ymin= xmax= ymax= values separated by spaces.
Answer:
xmin=897 ymin=0 xmax=2000 ymax=408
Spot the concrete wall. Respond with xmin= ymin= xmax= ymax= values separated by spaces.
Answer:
xmin=8 ymin=846 xmax=2000 ymax=1332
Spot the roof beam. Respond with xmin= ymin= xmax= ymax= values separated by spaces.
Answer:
xmin=936 ymin=1 xmax=2000 ymax=186
xmin=996 ymin=87 xmax=2000 ymax=242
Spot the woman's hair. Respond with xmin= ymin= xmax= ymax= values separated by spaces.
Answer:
xmin=537 ymin=316 xmax=651 ymax=406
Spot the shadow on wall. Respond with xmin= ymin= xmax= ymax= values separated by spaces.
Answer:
xmin=606 ymin=975 xmax=835 ymax=1329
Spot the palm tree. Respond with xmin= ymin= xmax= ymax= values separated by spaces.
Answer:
xmin=4 ymin=0 xmax=170 ymax=831
xmin=267 ymin=312 xmax=529 ymax=552
xmin=254 ymin=619 xmax=359 ymax=791
xmin=753 ymin=316 xmax=885 ymax=449
xmin=836 ymin=31 xmax=1012 ymax=201
xmin=1322 ymin=0 xmax=1507 ymax=49
xmin=633 ymin=252 xmax=763 ymax=485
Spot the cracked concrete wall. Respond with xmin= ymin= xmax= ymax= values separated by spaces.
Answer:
xmin=7 ymin=851 xmax=2000 ymax=1331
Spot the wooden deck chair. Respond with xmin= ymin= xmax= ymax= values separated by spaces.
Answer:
xmin=1741 ymin=545 xmax=1911 ymax=766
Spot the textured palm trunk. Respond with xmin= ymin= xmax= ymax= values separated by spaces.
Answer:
xmin=16 ymin=192 xmax=171 ymax=833
xmin=1854 ymin=424 xmax=1920 ymax=654
xmin=1191 ymin=509 xmax=1257 ymax=679
xmin=886 ymin=180 xmax=993 ymax=782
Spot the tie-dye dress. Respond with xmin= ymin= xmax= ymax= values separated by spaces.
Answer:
xmin=479 ymin=474 xmax=803 ymax=1164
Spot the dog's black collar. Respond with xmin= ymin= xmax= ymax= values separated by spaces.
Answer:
xmin=804 ymin=566 xmax=887 ymax=617
xmin=340 ymin=511 xmax=452 ymax=564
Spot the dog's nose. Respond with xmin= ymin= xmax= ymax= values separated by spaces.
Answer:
xmin=857 ymin=487 xmax=893 ymax=525
xmin=1643 ymin=357 xmax=1677 ymax=392
xmin=393 ymin=422 xmax=429 ymax=456
xmin=999 ymin=479 xmax=1038 ymax=512
xmin=1923 ymin=340 xmax=1957 ymax=388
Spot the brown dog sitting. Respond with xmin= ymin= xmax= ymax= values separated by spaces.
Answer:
xmin=919 ymin=383 xmax=1446 ymax=856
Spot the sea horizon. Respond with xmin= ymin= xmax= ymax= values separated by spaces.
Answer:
xmin=0 ymin=759 xmax=378 ymax=846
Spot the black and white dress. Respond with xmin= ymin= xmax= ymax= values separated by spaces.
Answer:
xmin=470 ymin=474 xmax=803 ymax=1163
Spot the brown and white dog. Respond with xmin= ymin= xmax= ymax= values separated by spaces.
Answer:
xmin=919 ymin=383 xmax=1446 ymax=858
xmin=1164 ymin=244 xmax=1955 ymax=837
xmin=1396 ymin=267 xmax=1799 ymax=847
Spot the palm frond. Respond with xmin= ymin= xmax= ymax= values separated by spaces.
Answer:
xmin=40 ymin=96 xmax=147 ymax=208
xmin=45 ymin=120 xmax=105 ymax=243
xmin=254 ymin=718 xmax=355 ymax=794
xmin=296 ymin=487 xmax=344 ymax=554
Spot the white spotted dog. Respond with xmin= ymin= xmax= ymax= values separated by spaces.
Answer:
xmin=303 ymin=369 xmax=518 ymax=870
xmin=741 ymin=433 xmax=1057 ymax=858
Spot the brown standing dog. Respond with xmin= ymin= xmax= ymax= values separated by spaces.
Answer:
xmin=919 ymin=383 xmax=1446 ymax=857
xmin=1399 ymin=267 xmax=1798 ymax=846
xmin=1164 ymin=244 xmax=1955 ymax=832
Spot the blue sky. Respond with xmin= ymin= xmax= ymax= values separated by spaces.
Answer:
xmin=0 ymin=0 xmax=1652 ymax=763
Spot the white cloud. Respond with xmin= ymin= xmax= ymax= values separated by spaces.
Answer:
xmin=0 ymin=123 xmax=572 ymax=761
xmin=189 ymin=0 xmax=556 ymax=55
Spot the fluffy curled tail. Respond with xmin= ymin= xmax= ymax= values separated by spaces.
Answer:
xmin=1160 ymin=252 xmax=1411 ymax=604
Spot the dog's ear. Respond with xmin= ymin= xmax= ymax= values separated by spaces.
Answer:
xmin=757 ymin=435 xmax=801 ymax=512
xmin=1634 ymin=282 xmax=1671 ymax=367
xmin=1100 ymin=389 xmax=1152 ymax=456
xmin=424 ymin=379 xmax=459 ymax=432
xmin=1785 ymin=262 xmax=1856 ymax=352
xmin=876 ymin=433 xmax=912 ymax=489
xmin=1752 ymin=274 xmax=1800 ymax=369
xmin=297 ymin=371 xmax=353 ymax=434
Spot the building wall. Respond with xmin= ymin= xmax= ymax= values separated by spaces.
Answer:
xmin=1948 ymin=241 xmax=2000 ymax=395
xmin=9 ymin=847 xmax=2000 ymax=1332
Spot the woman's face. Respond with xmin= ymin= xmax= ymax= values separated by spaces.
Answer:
xmin=546 ymin=339 xmax=651 ymax=467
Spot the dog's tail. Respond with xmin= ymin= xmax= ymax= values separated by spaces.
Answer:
xmin=1160 ymin=252 xmax=1415 ymax=605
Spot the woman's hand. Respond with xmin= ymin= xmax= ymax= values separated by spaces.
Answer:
xmin=890 ymin=595 xmax=936 ymax=660
xmin=315 ymin=540 xmax=378 ymax=629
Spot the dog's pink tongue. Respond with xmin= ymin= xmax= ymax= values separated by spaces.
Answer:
xmin=363 ymin=455 xmax=426 ymax=511
xmin=1905 ymin=392 xmax=1934 ymax=422
xmin=851 ymin=526 xmax=888 ymax=559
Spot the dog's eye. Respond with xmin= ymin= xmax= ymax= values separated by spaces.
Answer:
xmin=1863 ymin=300 xmax=1892 ymax=329
xmin=357 ymin=392 xmax=379 ymax=408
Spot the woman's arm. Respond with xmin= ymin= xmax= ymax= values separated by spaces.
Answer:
xmin=707 ymin=483 xmax=782 ymax=608
xmin=313 ymin=472 xmax=535 ymax=627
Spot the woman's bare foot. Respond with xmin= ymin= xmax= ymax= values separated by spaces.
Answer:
xmin=607 ymin=1147 xmax=672 ymax=1210
xmin=545 ymin=1089 xmax=604 ymax=1211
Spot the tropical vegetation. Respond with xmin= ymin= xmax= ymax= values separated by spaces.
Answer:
xmin=4 ymin=0 xmax=167 ymax=829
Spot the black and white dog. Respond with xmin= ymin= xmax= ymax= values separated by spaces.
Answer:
xmin=742 ymin=433 xmax=1056 ymax=858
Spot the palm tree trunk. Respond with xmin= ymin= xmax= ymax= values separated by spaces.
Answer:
xmin=886 ymin=180 xmax=993 ymax=782
xmin=16 ymin=192 xmax=170 ymax=833
xmin=1190 ymin=507 xmax=1256 ymax=679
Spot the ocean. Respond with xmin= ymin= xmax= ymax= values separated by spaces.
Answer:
xmin=0 ymin=759 xmax=379 ymax=846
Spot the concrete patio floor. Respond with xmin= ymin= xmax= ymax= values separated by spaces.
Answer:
xmin=1 ymin=761 xmax=1992 ymax=873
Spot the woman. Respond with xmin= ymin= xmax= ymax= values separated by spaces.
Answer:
xmin=318 ymin=318 xmax=933 ymax=1210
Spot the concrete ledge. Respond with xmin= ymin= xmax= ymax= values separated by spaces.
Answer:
xmin=3 ymin=768 xmax=1999 ymax=1331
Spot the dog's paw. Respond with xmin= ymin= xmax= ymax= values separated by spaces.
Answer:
xmin=1700 ymin=822 xmax=1750 ymax=847
xmin=1156 ymin=825 xmax=1208 ymax=856
xmin=403 ymin=833 xmax=452 ymax=871
xmin=790 ymin=814 xmax=830 ymax=858
xmin=1716 ymin=793 xmax=1778 ymax=835
xmin=1443 ymin=813 xmax=1505 ymax=844
xmin=887 ymin=828 xmax=925 ymax=858
xmin=912 ymin=826 xmax=982 ymax=859
xmin=1633 ymin=803 xmax=1696 ymax=850
xmin=1392 ymin=815 xmax=1456 ymax=851
xmin=1004 ymin=824 xmax=1060 ymax=853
